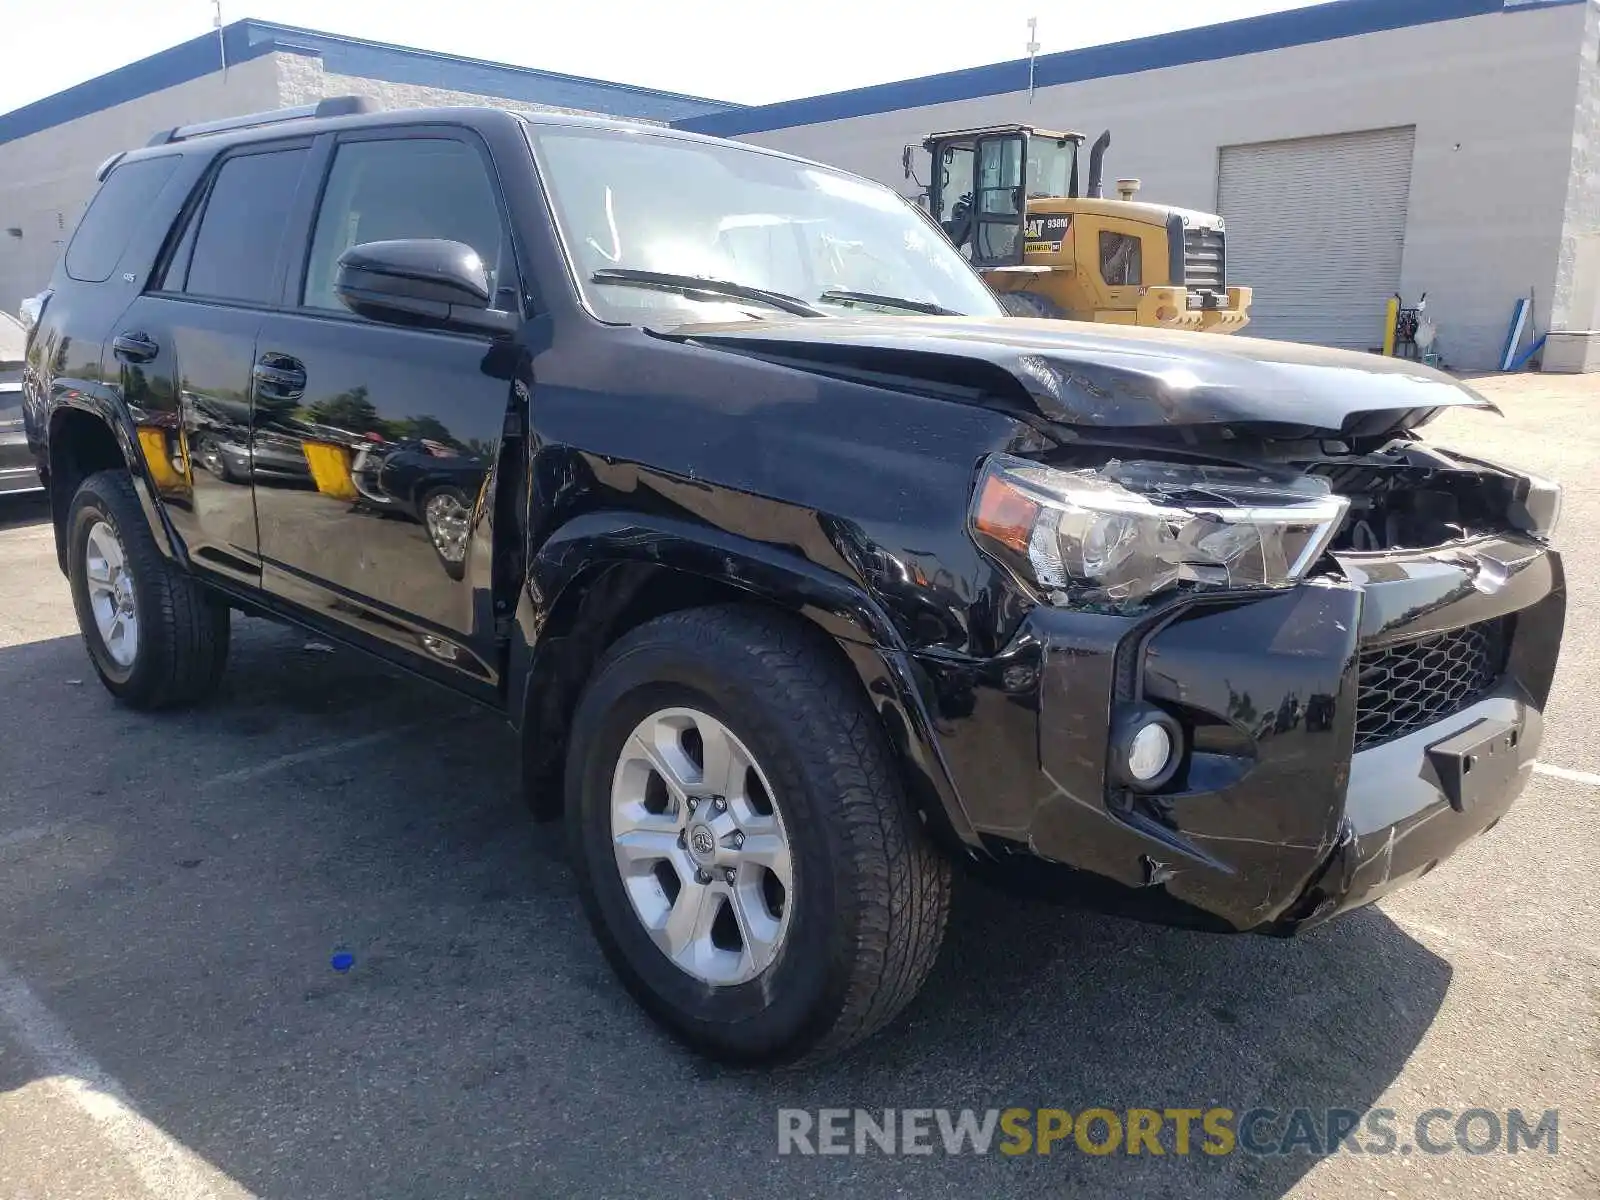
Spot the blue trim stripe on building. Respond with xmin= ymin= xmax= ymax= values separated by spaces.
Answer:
xmin=675 ymin=0 xmax=1584 ymax=137
xmin=0 ymin=18 xmax=737 ymax=149
xmin=237 ymin=21 xmax=735 ymax=121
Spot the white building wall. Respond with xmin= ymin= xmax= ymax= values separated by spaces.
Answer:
xmin=739 ymin=3 xmax=1589 ymax=370
xmin=0 ymin=56 xmax=280 ymax=314
xmin=273 ymin=51 xmax=660 ymax=122
xmin=1554 ymin=0 xmax=1600 ymax=331
xmin=0 ymin=49 xmax=648 ymax=316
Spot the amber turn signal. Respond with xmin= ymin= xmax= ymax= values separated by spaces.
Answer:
xmin=973 ymin=474 xmax=1039 ymax=554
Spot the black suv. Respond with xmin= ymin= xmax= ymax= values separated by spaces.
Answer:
xmin=21 ymin=98 xmax=1565 ymax=1063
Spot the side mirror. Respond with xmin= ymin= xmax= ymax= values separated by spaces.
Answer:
xmin=335 ymin=239 xmax=518 ymax=336
xmin=901 ymin=145 xmax=914 ymax=180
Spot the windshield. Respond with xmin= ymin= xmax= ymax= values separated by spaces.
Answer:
xmin=1028 ymin=137 xmax=1079 ymax=199
xmin=526 ymin=123 xmax=1004 ymax=323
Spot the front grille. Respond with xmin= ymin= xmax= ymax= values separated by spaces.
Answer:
xmin=1183 ymin=226 xmax=1226 ymax=293
xmin=1354 ymin=619 xmax=1508 ymax=751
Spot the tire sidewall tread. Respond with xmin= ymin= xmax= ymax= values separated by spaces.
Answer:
xmin=65 ymin=469 xmax=229 ymax=709
xmin=565 ymin=604 xmax=950 ymax=1065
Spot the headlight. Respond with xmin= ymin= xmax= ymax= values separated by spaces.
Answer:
xmin=970 ymin=454 xmax=1349 ymax=607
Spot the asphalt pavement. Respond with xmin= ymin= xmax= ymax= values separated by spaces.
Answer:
xmin=0 ymin=372 xmax=1595 ymax=1199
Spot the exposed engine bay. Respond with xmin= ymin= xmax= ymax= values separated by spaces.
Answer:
xmin=1298 ymin=440 xmax=1538 ymax=553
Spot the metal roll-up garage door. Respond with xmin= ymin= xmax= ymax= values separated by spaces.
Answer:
xmin=1218 ymin=127 xmax=1415 ymax=350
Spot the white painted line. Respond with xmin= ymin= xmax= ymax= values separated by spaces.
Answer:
xmin=1532 ymin=762 xmax=1600 ymax=787
xmin=0 ymin=824 xmax=64 ymax=851
xmin=0 ymin=959 xmax=254 ymax=1200
xmin=199 ymin=722 xmax=427 ymax=790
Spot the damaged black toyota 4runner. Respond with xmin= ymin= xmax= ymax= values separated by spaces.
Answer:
xmin=22 ymin=100 xmax=1565 ymax=1063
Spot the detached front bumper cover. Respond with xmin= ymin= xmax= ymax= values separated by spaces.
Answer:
xmin=912 ymin=533 xmax=1564 ymax=934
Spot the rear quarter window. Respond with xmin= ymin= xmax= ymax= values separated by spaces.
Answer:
xmin=180 ymin=147 xmax=309 ymax=304
xmin=64 ymin=156 xmax=181 ymax=283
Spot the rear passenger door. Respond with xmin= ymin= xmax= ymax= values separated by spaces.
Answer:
xmin=252 ymin=128 xmax=519 ymax=684
xmin=117 ymin=140 xmax=313 ymax=584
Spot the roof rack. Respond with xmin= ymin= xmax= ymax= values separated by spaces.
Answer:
xmin=146 ymin=95 xmax=381 ymax=147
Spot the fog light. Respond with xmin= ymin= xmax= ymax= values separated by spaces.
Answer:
xmin=1110 ymin=704 xmax=1184 ymax=791
xmin=1127 ymin=722 xmax=1173 ymax=782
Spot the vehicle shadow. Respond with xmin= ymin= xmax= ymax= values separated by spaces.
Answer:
xmin=0 ymin=493 xmax=50 ymax=532
xmin=0 ymin=627 xmax=1450 ymax=1200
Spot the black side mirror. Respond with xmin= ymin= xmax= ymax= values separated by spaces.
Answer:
xmin=335 ymin=239 xmax=518 ymax=336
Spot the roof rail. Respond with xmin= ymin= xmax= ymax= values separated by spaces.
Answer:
xmin=94 ymin=150 xmax=127 ymax=182
xmin=145 ymin=95 xmax=381 ymax=147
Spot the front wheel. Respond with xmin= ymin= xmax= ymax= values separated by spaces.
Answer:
xmin=66 ymin=469 xmax=230 ymax=709
xmin=421 ymin=485 xmax=471 ymax=580
xmin=565 ymin=606 xmax=952 ymax=1064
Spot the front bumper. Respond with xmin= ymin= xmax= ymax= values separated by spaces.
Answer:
xmin=1284 ymin=685 xmax=1536 ymax=929
xmin=907 ymin=534 xmax=1564 ymax=933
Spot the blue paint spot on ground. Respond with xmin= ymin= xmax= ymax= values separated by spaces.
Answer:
xmin=331 ymin=951 xmax=355 ymax=972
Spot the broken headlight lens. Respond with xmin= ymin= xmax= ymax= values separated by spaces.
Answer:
xmin=971 ymin=455 xmax=1349 ymax=606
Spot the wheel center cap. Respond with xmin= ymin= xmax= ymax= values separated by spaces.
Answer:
xmin=687 ymin=822 xmax=717 ymax=863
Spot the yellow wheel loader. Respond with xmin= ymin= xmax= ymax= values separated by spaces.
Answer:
xmin=908 ymin=124 xmax=1251 ymax=333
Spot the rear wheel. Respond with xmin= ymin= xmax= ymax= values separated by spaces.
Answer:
xmin=197 ymin=438 xmax=242 ymax=483
xmin=66 ymin=469 xmax=230 ymax=709
xmin=998 ymin=290 xmax=1067 ymax=319
xmin=565 ymin=606 xmax=951 ymax=1064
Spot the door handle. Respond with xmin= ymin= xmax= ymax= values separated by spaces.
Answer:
xmin=252 ymin=355 xmax=306 ymax=400
xmin=112 ymin=332 xmax=159 ymax=363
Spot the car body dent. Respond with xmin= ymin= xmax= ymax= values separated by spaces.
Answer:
xmin=25 ymin=104 xmax=1562 ymax=940
xmin=655 ymin=315 xmax=1498 ymax=436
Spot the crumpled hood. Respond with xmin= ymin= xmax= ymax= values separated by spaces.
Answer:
xmin=656 ymin=315 xmax=1497 ymax=437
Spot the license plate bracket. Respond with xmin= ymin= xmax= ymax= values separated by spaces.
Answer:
xmin=1426 ymin=718 xmax=1522 ymax=813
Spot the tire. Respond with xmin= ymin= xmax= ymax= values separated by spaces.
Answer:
xmin=197 ymin=438 xmax=243 ymax=483
xmin=66 ymin=469 xmax=231 ymax=709
xmin=420 ymin=485 xmax=471 ymax=581
xmin=565 ymin=605 xmax=951 ymax=1064
xmin=998 ymin=290 xmax=1067 ymax=319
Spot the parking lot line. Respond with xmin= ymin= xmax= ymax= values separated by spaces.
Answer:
xmin=0 ymin=959 xmax=254 ymax=1200
xmin=0 ymin=825 xmax=64 ymax=851
xmin=1533 ymin=762 xmax=1600 ymax=787
xmin=198 ymin=720 xmax=435 ymax=790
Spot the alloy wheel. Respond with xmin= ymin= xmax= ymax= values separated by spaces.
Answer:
xmin=609 ymin=707 xmax=794 ymax=986
xmin=84 ymin=519 xmax=138 ymax=667
xmin=424 ymin=491 xmax=471 ymax=564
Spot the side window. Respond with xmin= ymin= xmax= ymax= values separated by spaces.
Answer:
xmin=302 ymin=137 xmax=512 ymax=312
xmin=1100 ymin=231 xmax=1142 ymax=287
xmin=65 ymin=156 xmax=181 ymax=283
xmin=181 ymin=148 xmax=309 ymax=304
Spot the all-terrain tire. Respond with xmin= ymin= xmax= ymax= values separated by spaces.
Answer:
xmin=565 ymin=604 xmax=951 ymax=1064
xmin=66 ymin=469 xmax=230 ymax=709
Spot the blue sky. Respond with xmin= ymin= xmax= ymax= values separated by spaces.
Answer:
xmin=0 ymin=0 xmax=1322 ymax=114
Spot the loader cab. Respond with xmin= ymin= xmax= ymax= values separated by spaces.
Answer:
xmin=917 ymin=125 xmax=1084 ymax=268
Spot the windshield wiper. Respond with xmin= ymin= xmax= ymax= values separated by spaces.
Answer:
xmin=816 ymin=289 xmax=960 ymax=316
xmin=590 ymin=269 xmax=824 ymax=318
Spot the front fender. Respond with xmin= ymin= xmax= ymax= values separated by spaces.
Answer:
xmin=511 ymin=510 xmax=983 ymax=851
xmin=528 ymin=509 xmax=900 ymax=650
